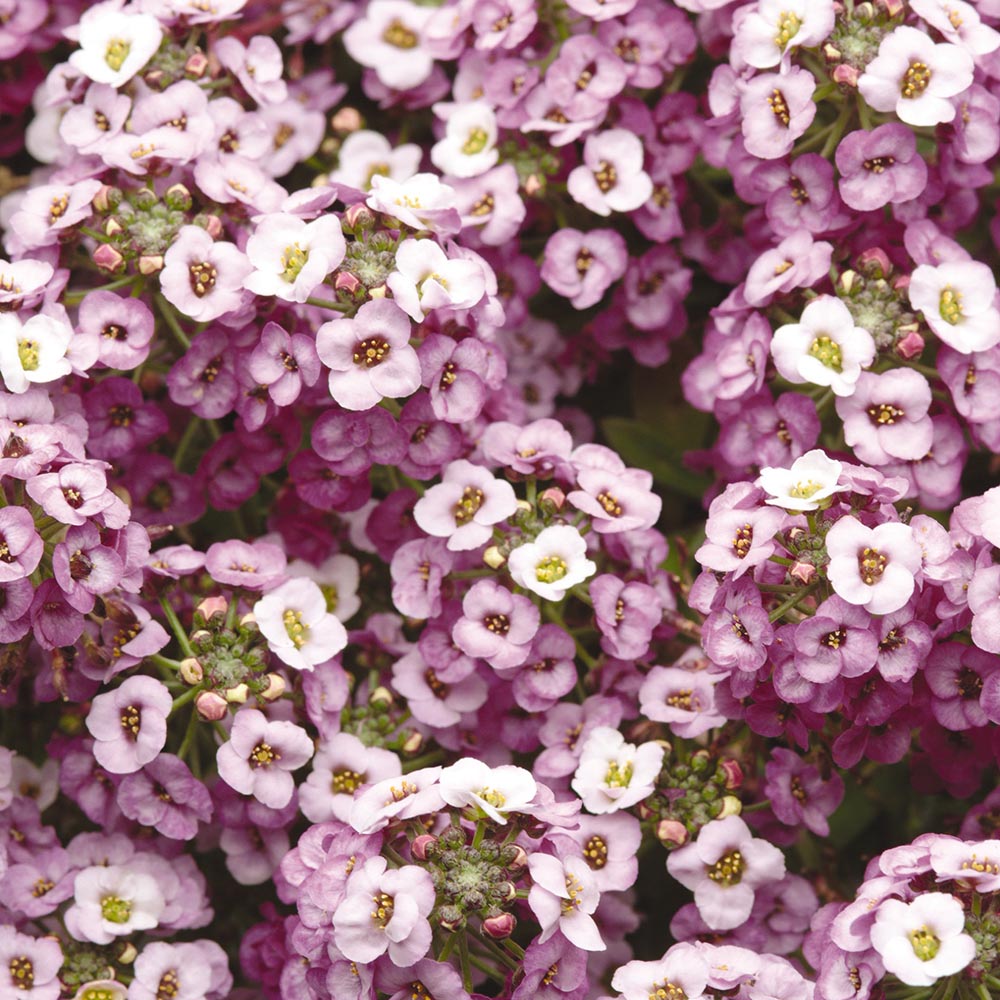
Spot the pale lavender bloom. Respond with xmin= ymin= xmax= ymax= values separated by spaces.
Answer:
xmin=909 ymin=260 xmax=1000 ymax=354
xmin=391 ymin=649 xmax=489 ymax=727
xmin=0 ymin=257 xmax=53 ymax=311
xmin=332 ymin=856 xmax=435 ymax=965
xmin=413 ymin=459 xmax=517 ymax=551
xmin=753 ymin=154 xmax=843 ymax=236
xmin=2 ymin=846 xmax=76 ymax=918
xmin=930 ymin=837 xmax=1000 ymax=892
xmin=366 ymin=173 xmax=461 ymax=234
xmin=567 ymin=129 xmax=653 ymax=216
xmin=377 ymin=960 xmax=470 ymax=1000
xmin=451 ymin=579 xmax=540 ymax=670
xmin=764 ymin=748 xmax=845 ymax=836
xmin=86 ymin=675 xmax=172 ymax=775
xmin=116 ymin=754 xmax=213 ymax=841
xmin=571 ymin=726 xmax=664 ymax=814
xmin=836 ymin=369 xmax=934 ymax=465
xmin=859 ymin=26 xmax=973 ymax=127
xmin=348 ymin=766 xmax=444 ymax=834
xmin=740 ymin=67 xmax=816 ymax=160
xmin=8 ymin=177 xmax=103 ymax=250
xmin=65 ymin=863 xmax=166 ymax=944
xmin=418 ymin=333 xmax=505 ymax=422
xmin=254 ymin=577 xmax=347 ymax=671
xmin=0 ymin=0 xmax=46 ymax=61
xmin=826 ymin=517 xmax=923 ymax=616
xmin=695 ymin=504 xmax=786 ymax=578
xmin=52 ymin=522 xmax=124 ymax=613
xmin=667 ymin=816 xmax=786 ymax=931
xmin=611 ymin=943 xmax=709 ymax=1000
xmin=0 ymin=506 xmax=42 ymax=582
xmin=969 ymin=564 xmax=1000 ymax=654
xmin=245 ymin=213 xmax=345 ymax=303
xmin=216 ymin=708 xmax=314 ymax=809
xmin=528 ymin=853 xmax=605 ymax=951
xmin=639 ymin=666 xmax=726 ymax=738
xmin=159 ymin=226 xmax=252 ymax=322
xmin=204 ymin=539 xmax=287 ymax=590
xmin=389 ymin=537 xmax=454 ymax=619
xmin=344 ymin=0 xmax=435 ymax=90
xmin=547 ymin=36 xmax=627 ymax=119
xmin=743 ymin=230 xmax=833 ymax=305
xmin=386 ymin=239 xmax=487 ymax=321
xmin=317 ymin=298 xmax=420 ymax=410
xmin=541 ymin=228 xmax=628 ymax=309
xmin=214 ymin=35 xmax=288 ymax=105
xmin=926 ymin=643 xmax=998 ymax=729
xmin=78 ymin=291 xmax=155 ymax=371
xmin=735 ymin=0 xmax=835 ymax=69
xmin=0 ymin=926 xmax=63 ymax=1000
xmin=481 ymin=418 xmax=574 ymax=477
xmin=592 ymin=576 xmax=662 ymax=660
xmin=836 ymin=124 xmax=928 ymax=212
xmin=791 ymin=595 xmax=879 ymax=682
xmin=128 ymin=941 xmax=216 ymax=1000
xmin=328 ymin=129 xmax=421 ymax=189
xmin=567 ymin=465 xmax=662 ymax=535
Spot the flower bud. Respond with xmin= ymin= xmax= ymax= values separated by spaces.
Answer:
xmin=483 ymin=545 xmax=506 ymax=569
xmin=331 ymin=107 xmax=363 ymax=133
xmin=402 ymin=731 xmax=424 ymax=755
xmin=117 ymin=942 xmax=137 ymax=964
xmin=501 ymin=844 xmax=528 ymax=872
xmin=224 ymin=683 xmax=249 ymax=704
xmin=482 ymin=912 xmax=517 ymax=939
xmin=334 ymin=270 xmax=362 ymax=295
xmin=823 ymin=42 xmax=842 ymax=61
xmin=93 ymin=184 xmax=120 ymax=213
xmin=719 ymin=758 xmax=744 ymax=790
xmin=93 ymin=244 xmax=125 ymax=274
xmin=368 ymin=283 xmax=388 ymax=299
xmin=857 ymin=248 xmax=892 ymax=278
xmin=411 ymin=834 xmax=438 ymax=861
xmin=239 ymin=612 xmax=256 ymax=627
xmin=138 ymin=254 xmax=164 ymax=276
xmin=73 ymin=980 xmax=128 ymax=1000
xmin=717 ymin=795 xmax=743 ymax=819
xmin=539 ymin=487 xmax=565 ymax=512
xmin=260 ymin=673 xmax=286 ymax=701
xmin=790 ymin=561 xmax=817 ymax=585
xmin=656 ymin=819 xmax=688 ymax=848
xmin=190 ymin=629 xmax=211 ymax=644
xmin=370 ymin=685 xmax=394 ymax=707
xmin=895 ymin=330 xmax=925 ymax=360
xmin=832 ymin=63 xmax=860 ymax=87
xmin=196 ymin=596 xmax=228 ymax=621
xmin=344 ymin=202 xmax=375 ymax=231
xmin=195 ymin=691 xmax=228 ymax=721
xmin=104 ymin=217 xmax=124 ymax=238
xmin=164 ymin=183 xmax=193 ymax=212
xmin=179 ymin=658 xmax=203 ymax=684
xmin=185 ymin=50 xmax=209 ymax=77
xmin=495 ymin=881 xmax=518 ymax=903
xmin=524 ymin=174 xmax=543 ymax=196
xmin=437 ymin=906 xmax=465 ymax=932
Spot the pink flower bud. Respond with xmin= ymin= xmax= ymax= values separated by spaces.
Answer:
xmin=411 ymin=834 xmax=437 ymax=861
xmin=185 ymin=50 xmax=209 ymax=77
xmin=331 ymin=107 xmax=363 ymax=133
xmin=334 ymin=270 xmax=361 ymax=294
xmin=224 ymin=683 xmax=249 ymax=704
xmin=717 ymin=795 xmax=743 ymax=819
xmin=93 ymin=244 xmax=125 ymax=273
xmin=832 ymin=63 xmax=860 ymax=87
xmin=857 ymin=248 xmax=892 ymax=278
xmin=138 ymin=255 xmax=164 ymax=276
xmin=790 ymin=561 xmax=817 ymax=585
xmin=505 ymin=845 xmax=528 ymax=873
xmin=202 ymin=215 xmax=224 ymax=239
xmin=895 ymin=330 xmax=925 ymax=360
xmin=93 ymin=185 xmax=116 ymax=213
xmin=482 ymin=912 xmax=517 ymax=939
xmin=179 ymin=658 xmax=203 ymax=684
xmin=195 ymin=690 xmax=228 ymax=721
xmin=343 ymin=202 xmax=375 ymax=231
xmin=720 ymin=758 xmax=744 ymax=790
xmin=539 ymin=487 xmax=566 ymax=510
xmin=260 ymin=673 xmax=286 ymax=702
xmin=196 ymin=596 xmax=228 ymax=620
xmin=656 ymin=819 xmax=688 ymax=847
xmin=524 ymin=174 xmax=543 ymax=196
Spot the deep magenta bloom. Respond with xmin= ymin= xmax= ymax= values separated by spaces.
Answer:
xmin=764 ymin=748 xmax=845 ymax=836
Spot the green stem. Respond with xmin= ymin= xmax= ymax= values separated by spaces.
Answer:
xmin=171 ymin=684 xmax=202 ymax=713
xmin=458 ymin=932 xmax=473 ymax=992
xmin=176 ymin=707 xmax=199 ymax=761
xmin=159 ymin=595 xmax=195 ymax=659
xmin=173 ymin=417 xmax=203 ymax=470
xmin=63 ymin=275 xmax=137 ymax=303
xmin=471 ymin=820 xmax=486 ymax=850
xmin=768 ymin=582 xmax=818 ymax=623
xmin=401 ymin=749 xmax=446 ymax=773
xmin=304 ymin=296 xmax=352 ymax=312
xmin=466 ymin=926 xmax=518 ymax=971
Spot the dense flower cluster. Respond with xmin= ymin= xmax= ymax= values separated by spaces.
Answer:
xmin=1 ymin=0 xmax=1000 ymax=998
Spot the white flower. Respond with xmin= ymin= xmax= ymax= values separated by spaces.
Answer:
xmin=507 ymin=524 xmax=596 ymax=601
xmin=757 ymin=449 xmax=844 ymax=511
xmin=736 ymin=0 xmax=836 ymax=69
xmin=385 ymin=238 xmax=487 ymax=321
xmin=254 ymin=577 xmax=348 ymax=671
xmin=328 ymin=130 xmax=422 ymax=190
xmin=366 ymin=173 xmax=460 ymax=234
xmin=430 ymin=102 xmax=500 ymax=179
xmin=0 ymin=313 xmax=73 ymax=394
xmin=343 ymin=0 xmax=435 ymax=91
xmin=870 ymin=894 xmax=976 ymax=987
xmin=439 ymin=758 xmax=537 ymax=824
xmin=571 ymin=726 xmax=664 ymax=815
xmin=244 ymin=213 xmax=346 ymax=303
xmin=287 ymin=554 xmax=362 ymax=623
xmin=770 ymin=295 xmax=876 ymax=396
xmin=908 ymin=260 xmax=1000 ymax=355
xmin=66 ymin=864 xmax=165 ymax=945
xmin=69 ymin=6 xmax=164 ymax=88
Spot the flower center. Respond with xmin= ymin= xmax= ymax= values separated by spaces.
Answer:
xmin=332 ymin=768 xmax=365 ymax=794
xmin=649 ymin=981 xmax=688 ymax=1000
xmin=157 ymin=971 xmax=180 ymax=1000
xmin=863 ymin=156 xmax=895 ymax=173
xmin=584 ymin=834 xmax=608 ymax=869
xmin=901 ymin=61 xmax=931 ymax=99
xmin=909 ymin=926 xmax=940 ymax=961
xmin=188 ymin=261 xmax=217 ymax=297
xmin=103 ymin=323 xmax=127 ymax=340
xmin=479 ymin=786 xmax=507 ymax=808
xmin=371 ymin=890 xmax=395 ymax=928
xmin=666 ymin=689 xmax=694 ymax=710
xmin=439 ymin=361 xmax=458 ymax=388
xmin=732 ymin=614 xmax=750 ymax=640
xmin=353 ymin=337 xmax=391 ymax=368
xmin=281 ymin=243 xmax=309 ymax=283
xmin=384 ymin=779 xmax=418 ymax=804
xmin=453 ymin=485 xmax=484 ymax=525
xmin=790 ymin=775 xmax=808 ymax=803
xmin=594 ymin=160 xmax=618 ymax=193
xmin=535 ymin=555 xmax=568 ymax=584
xmin=707 ymin=850 xmax=744 ymax=885
xmin=120 ymin=704 xmax=141 ymax=739
xmin=321 ymin=583 xmax=339 ymax=613
xmin=789 ymin=478 xmax=823 ymax=499
xmin=604 ymin=760 xmax=633 ymax=787
xmin=462 ymin=128 xmax=489 ymax=155
xmin=867 ymin=403 xmax=904 ymax=425
xmin=961 ymin=852 xmax=1000 ymax=875
xmin=857 ymin=546 xmax=887 ymax=585
xmin=957 ymin=667 xmax=983 ymax=699
xmin=597 ymin=491 xmax=622 ymax=516
xmin=424 ymin=667 xmax=450 ymax=698
xmin=49 ymin=194 xmax=69 ymax=223
xmin=15 ymin=336 xmax=42 ymax=373
xmin=9 ymin=957 xmax=33 ymax=989
xmin=822 ymin=627 xmax=847 ymax=649
xmin=576 ymin=248 xmax=593 ymax=275
xmin=104 ymin=38 xmax=132 ymax=71
xmin=939 ymin=286 xmax=964 ymax=324
xmin=471 ymin=193 xmax=495 ymax=216
xmin=732 ymin=523 xmax=753 ymax=558
xmin=767 ymin=89 xmax=790 ymax=126
xmin=483 ymin=613 xmax=510 ymax=635
xmin=382 ymin=18 xmax=417 ymax=48
xmin=250 ymin=741 xmax=280 ymax=768
xmin=808 ymin=335 xmax=843 ymax=372
xmin=101 ymin=894 xmax=132 ymax=923
xmin=31 ymin=877 xmax=54 ymax=897
xmin=561 ymin=873 xmax=584 ymax=914
xmin=283 ymin=608 xmax=309 ymax=649
xmin=774 ymin=11 xmax=801 ymax=48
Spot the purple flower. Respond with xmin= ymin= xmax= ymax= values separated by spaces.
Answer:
xmin=204 ymin=539 xmax=287 ymax=591
xmin=451 ymin=579 xmax=540 ymax=669
xmin=667 ymin=815 xmax=786 ymax=931
xmin=376 ymin=959 xmax=470 ymax=1000
xmin=79 ymin=291 xmax=155 ymax=371
xmin=0 ymin=926 xmax=63 ymax=1000
xmin=639 ymin=663 xmax=726 ymax=738
xmin=247 ymin=321 xmax=322 ymax=407
xmin=27 ymin=460 xmax=127 ymax=528
xmin=116 ymin=753 xmax=213 ymax=840
xmin=85 ymin=675 xmax=172 ymax=774
xmin=927 ymin=642 xmax=999 ymax=729
xmin=740 ymin=67 xmax=816 ymax=160
xmin=743 ymin=230 xmax=833 ymax=306
xmin=418 ymin=333 xmax=503 ymax=423
xmin=703 ymin=579 xmax=774 ymax=674
xmin=159 ymin=226 xmax=252 ymax=322
xmin=567 ymin=128 xmax=652 ymax=216
xmin=541 ymin=228 xmax=628 ymax=309
xmin=166 ymin=329 xmax=239 ymax=420
xmin=216 ymin=708 xmax=314 ymax=809
xmin=0 ymin=506 xmax=42 ymax=582
xmin=696 ymin=501 xmax=786 ymax=578
xmin=390 ymin=649 xmax=489 ymax=727
xmin=592 ymin=575 xmax=662 ymax=660
xmin=835 ymin=124 xmax=928 ymax=212
xmin=1 ymin=846 xmax=76 ymax=918
xmin=792 ymin=595 xmax=879 ymax=683
xmin=547 ymin=36 xmax=626 ymax=119
xmin=51 ymin=522 xmax=124 ymax=613
xmin=82 ymin=377 xmax=168 ymax=461
xmin=312 ymin=406 xmax=407 ymax=476
xmin=764 ymin=748 xmax=845 ymax=836
xmin=567 ymin=460 xmax=662 ymax=535
xmin=390 ymin=537 xmax=454 ymax=619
